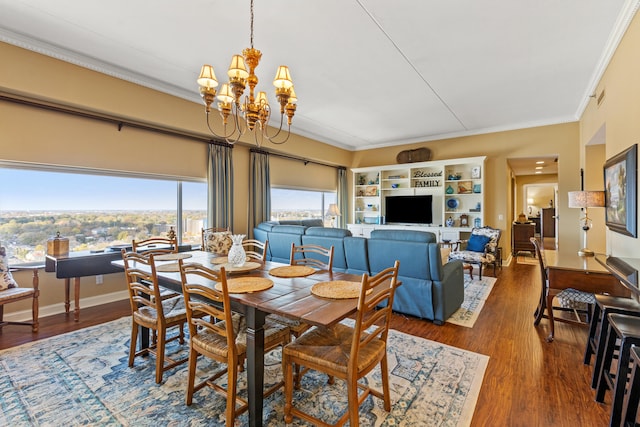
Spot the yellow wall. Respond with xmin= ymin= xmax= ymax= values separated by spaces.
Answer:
xmin=580 ymin=11 xmax=640 ymax=257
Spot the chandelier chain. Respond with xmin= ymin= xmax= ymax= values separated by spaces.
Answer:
xmin=250 ymin=0 xmax=254 ymax=49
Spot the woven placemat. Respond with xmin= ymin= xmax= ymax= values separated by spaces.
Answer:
xmin=269 ymin=265 xmax=316 ymax=278
xmin=213 ymin=261 xmax=262 ymax=273
xmin=210 ymin=256 xmax=228 ymax=265
xmin=154 ymin=253 xmax=192 ymax=261
xmin=311 ymin=280 xmax=368 ymax=299
xmin=215 ymin=277 xmax=274 ymax=294
xmin=155 ymin=262 xmax=180 ymax=272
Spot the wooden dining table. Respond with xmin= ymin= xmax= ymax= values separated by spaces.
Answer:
xmin=112 ymin=250 xmax=371 ymax=427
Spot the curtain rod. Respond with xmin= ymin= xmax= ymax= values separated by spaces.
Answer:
xmin=0 ymin=93 xmax=222 ymax=145
xmin=2 ymin=92 xmax=346 ymax=170
xmin=250 ymin=147 xmax=345 ymax=170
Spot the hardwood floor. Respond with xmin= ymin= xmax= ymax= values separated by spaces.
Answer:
xmin=0 ymin=260 xmax=611 ymax=426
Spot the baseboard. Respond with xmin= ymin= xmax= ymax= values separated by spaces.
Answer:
xmin=3 ymin=290 xmax=129 ymax=322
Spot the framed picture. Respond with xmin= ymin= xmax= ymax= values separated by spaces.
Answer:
xmin=604 ymin=144 xmax=637 ymax=237
xmin=471 ymin=166 xmax=481 ymax=179
xmin=365 ymin=185 xmax=378 ymax=196
xmin=457 ymin=181 xmax=472 ymax=194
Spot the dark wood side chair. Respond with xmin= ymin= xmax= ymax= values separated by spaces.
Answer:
xmin=283 ymin=260 xmax=400 ymax=427
xmin=530 ymin=237 xmax=595 ymax=342
xmin=622 ymin=345 xmax=640 ymax=427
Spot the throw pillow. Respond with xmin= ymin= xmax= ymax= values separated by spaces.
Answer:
xmin=467 ymin=234 xmax=490 ymax=252
xmin=0 ymin=246 xmax=18 ymax=290
xmin=203 ymin=231 xmax=233 ymax=255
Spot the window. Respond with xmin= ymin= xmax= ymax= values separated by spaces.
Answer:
xmin=0 ymin=166 xmax=206 ymax=264
xmin=271 ymin=188 xmax=337 ymax=226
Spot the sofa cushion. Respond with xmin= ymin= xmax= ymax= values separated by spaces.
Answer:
xmin=369 ymin=229 xmax=436 ymax=243
xmin=343 ymin=237 xmax=370 ymax=275
xmin=467 ymin=234 xmax=490 ymax=252
xmin=301 ymin=219 xmax=324 ymax=227
xmin=304 ymin=227 xmax=352 ymax=238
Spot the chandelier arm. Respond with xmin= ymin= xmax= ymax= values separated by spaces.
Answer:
xmin=261 ymin=110 xmax=286 ymax=140
xmin=265 ymin=124 xmax=292 ymax=145
xmin=205 ymin=112 xmax=234 ymax=140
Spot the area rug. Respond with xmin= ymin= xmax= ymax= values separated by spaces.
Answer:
xmin=447 ymin=276 xmax=497 ymax=327
xmin=0 ymin=317 xmax=489 ymax=426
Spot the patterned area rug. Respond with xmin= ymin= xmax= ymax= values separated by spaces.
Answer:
xmin=447 ymin=276 xmax=498 ymax=327
xmin=0 ymin=317 xmax=489 ymax=426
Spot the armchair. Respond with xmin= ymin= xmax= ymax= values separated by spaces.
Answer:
xmin=0 ymin=246 xmax=40 ymax=332
xmin=448 ymin=226 xmax=501 ymax=279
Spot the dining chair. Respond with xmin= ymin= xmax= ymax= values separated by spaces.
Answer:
xmin=0 ymin=246 xmax=40 ymax=332
xmin=178 ymin=261 xmax=290 ymax=426
xmin=132 ymin=236 xmax=178 ymax=254
xmin=290 ymin=242 xmax=334 ymax=272
xmin=132 ymin=236 xmax=181 ymax=301
xmin=530 ymin=237 xmax=595 ymax=342
xmin=121 ymin=250 xmax=189 ymax=384
xmin=242 ymin=239 xmax=268 ymax=261
xmin=283 ymin=260 xmax=400 ymax=427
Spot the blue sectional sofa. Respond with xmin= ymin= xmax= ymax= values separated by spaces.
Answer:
xmin=253 ymin=222 xmax=464 ymax=325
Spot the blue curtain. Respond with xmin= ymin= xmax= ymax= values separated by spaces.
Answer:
xmin=207 ymin=142 xmax=234 ymax=230
xmin=249 ymin=149 xmax=271 ymax=237
xmin=337 ymin=167 xmax=348 ymax=228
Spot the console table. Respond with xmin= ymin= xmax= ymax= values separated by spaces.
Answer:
xmin=512 ymin=222 xmax=535 ymax=256
xmin=595 ymin=254 xmax=640 ymax=297
xmin=45 ymin=249 xmax=127 ymax=321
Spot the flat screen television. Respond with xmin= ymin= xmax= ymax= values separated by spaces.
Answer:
xmin=385 ymin=195 xmax=433 ymax=224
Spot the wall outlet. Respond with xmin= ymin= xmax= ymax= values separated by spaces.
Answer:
xmin=96 ymin=275 xmax=103 ymax=284
xmin=498 ymin=214 xmax=504 ymax=221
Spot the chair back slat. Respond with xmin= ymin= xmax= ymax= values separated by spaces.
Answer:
xmin=178 ymin=261 xmax=237 ymax=354
xmin=121 ymin=250 xmax=164 ymax=317
xmin=351 ymin=260 xmax=400 ymax=367
xmin=290 ymin=243 xmax=334 ymax=272
xmin=243 ymin=239 xmax=268 ymax=261
xmin=132 ymin=237 xmax=178 ymax=256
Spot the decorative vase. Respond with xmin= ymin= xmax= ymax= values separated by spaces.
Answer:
xmin=227 ymin=234 xmax=247 ymax=267
xmin=446 ymin=217 xmax=454 ymax=227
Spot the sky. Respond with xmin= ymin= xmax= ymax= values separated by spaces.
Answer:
xmin=0 ymin=169 xmax=335 ymax=212
xmin=0 ymin=169 xmax=206 ymax=211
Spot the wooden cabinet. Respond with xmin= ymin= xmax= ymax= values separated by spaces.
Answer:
xmin=541 ymin=208 xmax=556 ymax=238
xmin=512 ymin=223 xmax=535 ymax=256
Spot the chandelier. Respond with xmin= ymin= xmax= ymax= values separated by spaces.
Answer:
xmin=196 ymin=0 xmax=297 ymax=147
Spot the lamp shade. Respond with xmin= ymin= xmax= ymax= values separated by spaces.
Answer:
xmin=326 ymin=203 xmax=340 ymax=216
xmin=568 ymin=191 xmax=605 ymax=208
xmin=273 ymin=65 xmax=293 ymax=89
xmin=197 ymin=65 xmax=219 ymax=88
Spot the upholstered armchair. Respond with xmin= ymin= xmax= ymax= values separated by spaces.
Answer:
xmin=448 ymin=226 xmax=501 ymax=279
xmin=0 ymin=246 xmax=40 ymax=332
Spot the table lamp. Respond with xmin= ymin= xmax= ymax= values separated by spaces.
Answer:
xmin=568 ymin=190 xmax=605 ymax=256
xmin=325 ymin=203 xmax=341 ymax=228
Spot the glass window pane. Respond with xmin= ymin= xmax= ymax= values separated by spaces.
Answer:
xmin=182 ymin=181 xmax=207 ymax=245
xmin=0 ymin=168 xmax=199 ymax=263
xmin=271 ymin=188 xmax=337 ymax=226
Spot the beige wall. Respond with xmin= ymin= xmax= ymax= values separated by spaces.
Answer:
xmin=349 ymin=123 xmax=583 ymax=257
xmin=0 ymin=42 xmax=352 ymax=317
xmin=580 ymin=11 xmax=640 ymax=257
xmin=8 ymin=15 xmax=637 ymax=318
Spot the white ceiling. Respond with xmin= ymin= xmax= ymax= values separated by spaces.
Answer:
xmin=0 ymin=1 xmax=638 ymax=152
